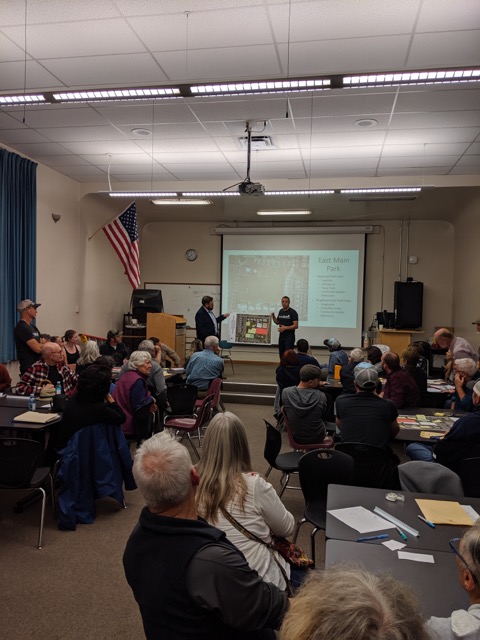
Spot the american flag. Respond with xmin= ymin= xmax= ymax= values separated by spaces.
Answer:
xmin=102 ymin=202 xmax=141 ymax=289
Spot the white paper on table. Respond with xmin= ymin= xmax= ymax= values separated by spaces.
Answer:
xmin=461 ymin=505 xmax=480 ymax=522
xmin=398 ymin=551 xmax=434 ymax=563
xmin=327 ymin=506 xmax=396 ymax=534
xmin=383 ymin=540 xmax=406 ymax=551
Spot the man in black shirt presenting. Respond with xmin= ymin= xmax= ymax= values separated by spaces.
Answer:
xmin=271 ymin=296 xmax=298 ymax=358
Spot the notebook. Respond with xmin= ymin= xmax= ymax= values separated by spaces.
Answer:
xmin=12 ymin=411 xmax=61 ymax=424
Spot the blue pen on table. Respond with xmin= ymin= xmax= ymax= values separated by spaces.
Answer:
xmin=417 ymin=515 xmax=436 ymax=528
xmin=356 ymin=534 xmax=389 ymax=543
xmin=395 ymin=526 xmax=408 ymax=541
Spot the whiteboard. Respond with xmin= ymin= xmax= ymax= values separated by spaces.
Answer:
xmin=144 ymin=283 xmax=220 ymax=328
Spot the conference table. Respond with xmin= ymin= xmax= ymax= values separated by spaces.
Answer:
xmin=325 ymin=484 xmax=479 ymax=617
xmin=395 ymin=407 xmax=464 ymax=444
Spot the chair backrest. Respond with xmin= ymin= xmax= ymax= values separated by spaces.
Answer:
xmin=0 ymin=437 xmax=44 ymax=488
xmin=204 ymin=378 xmax=222 ymax=409
xmin=167 ymin=383 xmax=198 ymax=415
xmin=219 ymin=340 xmax=233 ymax=350
xmin=335 ymin=442 xmax=400 ymax=489
xmin=398 ymin=461 xmax=464 ymax=496
xmin=193 ymin=395 xmax=214 ymax=429
xmin=263 ymin=420 xmax=282 ymax=468
xmin=457 ymin=457 xmax=480 ymax=498
xmin=298 ymin=449 xmax=354 ymax=504
xmin=281 ymin=406 xmax=333 ymax=450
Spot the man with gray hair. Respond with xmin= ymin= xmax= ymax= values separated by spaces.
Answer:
xmin=16 ymin=341 xmax=77 ymax=396
xmin=427 ymin=520 xmax=480 ymax=639
xmin=339 ymin=347 xmax=365 ymax=394
xmin=123 ymin=432 xmax=288 ymax=640
xmin=407 ymin=379 xmax=480 ymax=471
xmin=185 ymin=335 xmax=223 ymax=392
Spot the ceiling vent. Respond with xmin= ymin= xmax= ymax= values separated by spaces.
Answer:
xmin=238 ymin=135 xmax=274 ymax=150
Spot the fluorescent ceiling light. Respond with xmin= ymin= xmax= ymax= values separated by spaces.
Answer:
xmin=181 ymin=191 xmax=240 ymax=197
xmin=108 ymin=192 xmax=178 ymax=197
xmin=53 ymin=87 xmax=180 ymax=102
xmin=340 ymin=187 xmax=422 ymax=194
xmin=190 ymin=78 xmax=330 ymax=96
xmin=266 ymin=190 xmax=334 ymax=195
xmin=0 ymin=94 xmax=46 ymax=104
xmin=151 ymin=198 xmax=212 ymax=205
xmin=257 ymin=210 xmax=312 ymax=216
xmin=343 ymin=69 xmax=480 ymax=88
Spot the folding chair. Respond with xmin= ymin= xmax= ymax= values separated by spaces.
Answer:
xmin=219 ymin=340 xmax=235 ymax=374
xmin=164 ymin=397 xmax=213 ymax=461
xmin=263 ymin=420 xmax=303 ymax=498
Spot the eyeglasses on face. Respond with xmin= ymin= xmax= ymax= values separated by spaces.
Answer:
xmin=449 ymin=537 xmax=479 ymax=585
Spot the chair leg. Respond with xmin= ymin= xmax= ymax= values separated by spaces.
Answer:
xmin=49 ymin=473 xmax=57 ymax=522
xmin=278 ymin=472 xmax=290 ymax=498
xmin=186 ymin=434 xmax=200 ymax=461
xmin=293 ymin=517 xmax=307 ymax=543
xmin=265 ymin=465 xmax=273 ymax=478
xmin=37 ymin=487 xmax=46 ymax=549
xmin=310 ymin=527 xmax=319 ymax=567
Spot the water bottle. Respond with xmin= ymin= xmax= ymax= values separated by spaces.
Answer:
xmin=55 ymin=381 xmax=62 ymax=395
xmin=28 ymin=393 xmax=36 ymax=411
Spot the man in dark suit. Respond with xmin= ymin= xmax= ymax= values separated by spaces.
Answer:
xmin=195 ymin=296 xmax=229 ymax=345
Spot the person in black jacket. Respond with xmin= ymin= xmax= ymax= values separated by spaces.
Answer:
xmin=195 ymin=296 xmax=230 ymax=345
xmin=123 ymin=432 xmax=288 ymax=640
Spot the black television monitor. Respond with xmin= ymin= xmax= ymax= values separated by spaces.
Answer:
xmin=131 ymin=289 xmax=163 ymax=323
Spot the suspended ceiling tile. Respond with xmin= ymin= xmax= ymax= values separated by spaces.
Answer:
xmin=37 ymin=125 xmax=128 ymax=142
xmin=407 ymin=31 xmax=480 ymax=68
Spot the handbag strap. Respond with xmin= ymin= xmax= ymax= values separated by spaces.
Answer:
xmin=219 ymin=507 xmax=293 ymax=595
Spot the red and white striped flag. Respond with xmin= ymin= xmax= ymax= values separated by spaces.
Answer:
xmin=102 ymin=202 xmax=141 ymax=289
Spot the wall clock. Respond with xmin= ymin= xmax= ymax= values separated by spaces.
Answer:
xmin=185 ymin=249 xmax=198 ymax=261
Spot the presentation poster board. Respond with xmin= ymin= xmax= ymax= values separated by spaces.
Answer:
xmin=144 ymin=282 xmax=220 ymax=328
xmin=227 ymin=313 xmax=272 ymax=345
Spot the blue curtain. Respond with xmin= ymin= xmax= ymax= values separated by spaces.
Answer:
xmin=0 ymin=148 xmax=37 ymax=362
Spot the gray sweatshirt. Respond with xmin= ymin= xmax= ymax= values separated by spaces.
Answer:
xmin=281 ymin=386 xmax=327 ymax=444
xmin=427 ymin=604 xmax=480 ymax=639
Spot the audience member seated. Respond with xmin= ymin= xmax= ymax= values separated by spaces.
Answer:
xmin=39 ymin=333 xmax=51 ymax=344
xmin=401 ymin=345 xmax=428 ymax=395
xmin=295 ymin=339 xmax=320 ymax=367
xmin=100 ymin=329 xmax=129 ymax=366
xmin=196 ymin=412 xmax=295 ymax=591
xmin=282 ymin=365 xmax=334 ymax=443
xmin=322 ymin=337 xmax=349 ymax=376
xmin=16 ymin=341 xmax=77 ymax=397
xmin=0 ymin=363 xmax=12 ymax=392
xmin=336 ymin=367 xmax=399 ymax=449
xmin=276 ymin=349 xmax=301 ymax=392
xmin=113 ymin=351 xmax=157 ymax=441
xmin=183 ymin=338 xmax=203 ymax=367
xmin=46 ymin=364 xmax=126 ymax=463
xmin=426 ymin=521 xmax=480 ymax=640
xmin=63 ymin=329 xmax=81 ymax=368
xmin=406 ymin=380 xmax=480 ymax=471
xmin=339 ymin=347 xmax=365 ymax=393
xmin=149 ymin=335 xmax=182 ymax=368
xmin=381 ymin=351 xmax=420 ymax=409
xmin=75 ymin=340 xmax=101 ymax=375
xmin=50 ymin=335 xmax=65 ymax=348
xmin=185 ymin=335 xmax=223 ymax=394
xmin=118 ymin=340 xmax=167 ymax=416
xmin=280 ymin=567 xmax=428 ymax=640
xmin=448 ymin=358 xmax=480 ymax=412
xmin=434 ymin=328 xmax=478 ymax=381
xmin=366 ymin=345 xmax=387 ymax=375
xmin=123 ymin=432 xmax=288 ymax=640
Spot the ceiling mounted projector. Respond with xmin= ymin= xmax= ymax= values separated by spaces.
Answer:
xmin=238 ymin=181 xmax=265 ymax=196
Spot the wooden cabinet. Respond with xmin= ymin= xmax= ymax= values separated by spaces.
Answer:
xmin=376 ymin=329 xmax=424 ymax=354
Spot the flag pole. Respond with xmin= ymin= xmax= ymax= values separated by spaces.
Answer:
xmin=87 ymin=201 xmax=135 ymax=241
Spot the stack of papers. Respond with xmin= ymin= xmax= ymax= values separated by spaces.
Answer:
xmin=13 ymin=411 xmax=61 ymax=424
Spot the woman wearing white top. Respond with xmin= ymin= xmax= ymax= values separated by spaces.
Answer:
xmin=196 ymin=411 xmax=295 ymax=591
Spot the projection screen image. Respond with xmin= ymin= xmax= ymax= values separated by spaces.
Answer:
xmin=221 ymin=233 xmax=365 ymax=347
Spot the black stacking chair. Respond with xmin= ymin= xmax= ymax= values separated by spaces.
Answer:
xmin=263 ymin=420 xmax=303 ymax=498
xmin=335 ymin=442 xmax=400 ymax=490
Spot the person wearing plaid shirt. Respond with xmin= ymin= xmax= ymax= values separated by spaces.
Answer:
xmin=16 ymin=341 xmax=78 ymax=397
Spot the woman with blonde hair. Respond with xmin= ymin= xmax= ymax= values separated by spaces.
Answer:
xmin=196 ymin=411 xmax=295 ymax=591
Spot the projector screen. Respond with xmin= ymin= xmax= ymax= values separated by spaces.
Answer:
xmin=221 ymin=233 xmax=365 ymax=347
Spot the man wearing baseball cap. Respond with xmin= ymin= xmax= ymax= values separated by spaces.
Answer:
xmin=336 ymin=365 xmax=399 ymax=449
xmin=13 ymin=299 xmax=42 ymax=375
xmin=99 ymin=329 xmax=129 ymax=366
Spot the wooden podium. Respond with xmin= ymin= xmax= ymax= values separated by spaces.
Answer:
xmin=146 ymin=313 xmax=187 ymax=360
xmin=376 ymin=329 xmax=424 ymax=354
